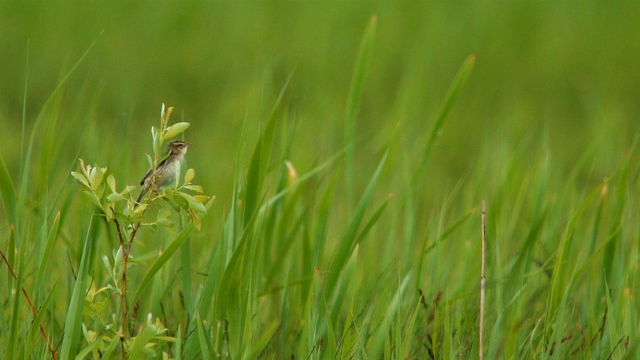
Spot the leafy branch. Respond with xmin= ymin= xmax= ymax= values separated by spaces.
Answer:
xmin=71 ymin=104 xmax=212 ymax=358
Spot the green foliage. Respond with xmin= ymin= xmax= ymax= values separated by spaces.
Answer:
xmin=1 ymin=2 xmax=639 ymax=359
xmin=64 ymin=105 xmax=211 ymax=358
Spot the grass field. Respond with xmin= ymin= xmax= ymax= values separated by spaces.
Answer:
xmin=1 ymin=1 xmax=639 ymax=359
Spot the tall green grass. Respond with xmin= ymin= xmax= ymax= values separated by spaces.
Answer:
xmin=1 ymin=4 xmax=639 ymax=360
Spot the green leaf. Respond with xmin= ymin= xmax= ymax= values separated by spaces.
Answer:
xmin=71 ymin=171 xmax=90 ymax=189
xmin=88 ymin=166 xmax=106 ymax=190
xmin=161 ymin=105 xmax=174 ymax=130
xmin=184 ymin=168 xmax=195 ymax=184
xmin=131 ymin=203 xmax=147 ymax=216
xmin=146 ymin=153 xmax=154 ymax=169
xmin=193 ymin=195 xmax=209 ymax=203
xmin=166 ymin=190 xmax=189 ymax=211
xmin=155 ymin=217 xmax=173 ymax=228
xmin=189 ymin=209 xmax=202 ymax=230
xmin=79 ymin=158 xmax=89 ymax=178
xmin=107 ymin=174 xmax=116 ymax=193
xmin=82 ymin=190 xmax=103 ymax=210
xmin=176 ymin=191 xmax=207 ymax=213
xmin=151 ymin=126 xmax=159 ymax=147
xmin=163 ymin=121 xmax=190 ymax=140
xmin=106 ymin=192 xmax=126 ymax=203
xmin=183 ymin=184 xmax=203 ymax=193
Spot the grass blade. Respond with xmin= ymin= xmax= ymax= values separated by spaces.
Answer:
xmin=132 ymin=223 xmax=196 ymax=303
xmin=344 ymin=15 xmax=377 ymax=207
xmin=0 ymin=156 xmax=17 ymax=227
xmin=545 ymin=185 xmax=603 ymax=338
xmin=370 ymin=272 xmax=412 ymax=355
xmin=263 ymin=146 xmax=345 ymax=209
xmin=35 ymin=211 xmax=61 ymax=297
xmin=243 ymin=73 xmax=293 ymax=226
xmin=175 ymin=325 xmax=182 ymax=360
xmin=19 ymin=34 xmax=100 ymax=201
xmin=196 ymin=313 xmax=213 ymax=360
xmin=325 ymin=151 xmax=387 ymax=297
xmin=245 ymin=320 xmax=280 ymax=359
xmin=60 ymin=213 xmax=97 ymax=358
xmin=180 ymin=217 xmax=193 ymax=311
xmin=412 ymin=54 xmax=476 ymax=185
xmin=5 ymin=239 xmax=25 ymax=359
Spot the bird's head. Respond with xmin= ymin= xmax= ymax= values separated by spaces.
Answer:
xmin=168 ymin=140 xmax=190 ymax=155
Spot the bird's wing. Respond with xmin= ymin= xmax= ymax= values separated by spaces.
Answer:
xmin=140 ymin=168 xmax=152 ymax=185
xmin=139 ymin=155 xmax=170 ymax=185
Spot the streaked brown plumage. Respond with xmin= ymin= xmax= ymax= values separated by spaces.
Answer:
xmin=136 ymin=140 xmax=190 ymax=205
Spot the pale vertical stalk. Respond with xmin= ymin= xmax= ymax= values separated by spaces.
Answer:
xmin=479 ymin=200 xmax=487 ymax=360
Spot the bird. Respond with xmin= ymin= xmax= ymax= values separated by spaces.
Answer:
xmin=136 ymin=140 xmax=190 ymax=206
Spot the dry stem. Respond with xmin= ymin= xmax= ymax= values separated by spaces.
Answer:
xmin=0 ymin=248 xmax=58 ymax=360
xmin=479 ymin=199 xmax=487 ymax=360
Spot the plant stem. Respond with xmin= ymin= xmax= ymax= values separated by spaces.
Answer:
xmin=0 ymin=249 xmax=58 ymax=360
xmin=114 ymin=212 xmax=144 ymax=359
xmin=113 ymin=217 xmax=128 ymax=358
xmin=479 ymin=200 xmax=487 ymax=360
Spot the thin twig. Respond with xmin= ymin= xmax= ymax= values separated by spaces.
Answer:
xmin=113 ymin=217 xmax=128 ymax=358
xmin=1 ymin=249 xmax=58 ymax=360
xmin=129 ymin=221 xmax=143 ymax=248
xmin=114 ymin=207 xmax=145 ymax=358
xmin=112 ymin=210 xmax=126 ymax=246
xmin=479 ymin=199 xmax=487 ymax=360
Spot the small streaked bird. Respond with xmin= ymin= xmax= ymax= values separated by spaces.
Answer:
xmin=136 ymin=140 xmax=190 ymax=205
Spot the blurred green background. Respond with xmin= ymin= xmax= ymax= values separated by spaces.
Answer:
xmin=1 ymin=1 xmax=639 ymax=357
xmin=2 ymin=0 xmax=638 ymax=195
